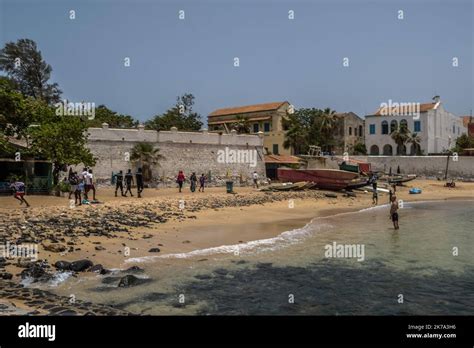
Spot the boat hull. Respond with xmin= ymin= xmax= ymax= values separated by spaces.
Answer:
xmin=277 ymin=168 xmax=359 ymax=190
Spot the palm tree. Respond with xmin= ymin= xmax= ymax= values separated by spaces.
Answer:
xmin=407 ymin=132 xmax=421 ymax=155
xmin=283 ymin=114 xmax=308 ymax=155
xmin=390 ymin=127 xmax=409 ymax=155
xmin=318 ymin=108 xmax=337 ymax=152
xmin=130 ymin=143 xmax=164 ymax=181
xmin=231 ymin=115 xmax=251 ymax=134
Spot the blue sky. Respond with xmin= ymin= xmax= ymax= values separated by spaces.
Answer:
xmin=1 ymin=0 xmax=472 ymax=123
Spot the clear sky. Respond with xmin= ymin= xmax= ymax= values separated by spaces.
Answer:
xmin=1 ymin=0 xmax=472 ymax=124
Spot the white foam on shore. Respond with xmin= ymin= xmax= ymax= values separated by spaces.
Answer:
xmin=125 ymin=221 xmax=332 ymax=263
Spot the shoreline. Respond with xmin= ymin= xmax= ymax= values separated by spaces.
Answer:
xmin=1 ymin=179 xmax=473 ymax=315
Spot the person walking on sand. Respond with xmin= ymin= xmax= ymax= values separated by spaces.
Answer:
xmin=124 ymin=169 xmax=134 ymax=197
xmin=372 ymin=186 xmax=378 ymax=205
xmin=199 ymin=173 xmax=206 ymax=192
xmin=176 ymin=170 xmax=185 ymax=193
xmin=68 ymin=169 xmax=77 ymax=200
xmin=389 ymin=195 xmax=399 ymax=230
xmin=115 ymin=170 xmax=125 ymax=197
xmin=80 ymin=167 xmax=89 ymax=200
xmin=10 ymin=180 xmax=30 ymax=207
xmin=70 ymin=172 xmax=82 ymax=205
xmin=136 ymin=167 xmax=144 ymax=198
xmin=190 ymin=172 xmax=197 ymax=192
xmin=86 ymin=169 xmax=96 ymax=201
xmin=252 ymin=171 xmax=259 ymax=189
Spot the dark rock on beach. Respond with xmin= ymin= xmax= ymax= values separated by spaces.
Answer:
xmin=70 ymin=259 xmax=93 ymax=272
xmin=117 ymin=275 xmax=149 ymax=288
xmin=54 ymin=260 xmax=71 ymax=271
xmin=148 ymin=248 xmax=160 ymax=253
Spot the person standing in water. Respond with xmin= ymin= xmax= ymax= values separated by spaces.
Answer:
xmin=124 ymin=169 xmax=134 ymax=197
xmin=176 ymin=171 xmax=185 ymax=193
xmin=136 ymin=167 xmax=144 ymax=198
xmin=115 ymin=170 xmax=125 ymax=197
xmin=10 ymin=180 xmax=30 ymax=207
xmin=190 ymin=172 xmax=197 ymax=192
xmin=199 ymin=173 xmax=206 ymax=192
xmin=389 ymin=195 xmax=399 ymax=230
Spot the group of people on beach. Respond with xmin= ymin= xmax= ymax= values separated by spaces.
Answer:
xmin=113 ymin=168 xmax=144 ymax=198
xmin=67 ymin=168 xmax=97 ymax=205
xmin=176 ymin=171 xmax=206 ymax=193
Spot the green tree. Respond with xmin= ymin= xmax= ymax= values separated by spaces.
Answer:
xmin=406 ymin=132 xmax=422 ymax=155
xmin=282 ymin=113 xmax=309 ymax=155
xmin=145 ymin=93 xmax=202 ymax=131
xmin=391 ymin=126 xmax=409 ymax=155
xmin=28 ymin=108 xmax=96 ymax=186
xmin=452 ymin=133 xmax=474 ymax=153
xmin=87 ymin=104 xmax=138 ymax=128
xmin=130 ymin=142 xmax=164 ymax=181
xmin=231 ymin=115 xmax=251 ymax=134
xmin=353 ymin=142 xmax=367 ymax=155
xmin=0 ymin=39 xmax=61 ymax=104
xmin=317 ymin=108 xmax=337 ymax=152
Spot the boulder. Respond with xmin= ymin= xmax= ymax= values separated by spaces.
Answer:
xmin=54 ymin=261 xmax=71 ymax=271
xmin=148 ymin=248 xmax=160 ymax=253
xmin=70 ymin=259 xmax=93 ymax=272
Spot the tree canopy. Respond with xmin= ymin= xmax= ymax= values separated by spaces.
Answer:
xmin=145 ymin=93 xmax=203 ymax=131
xmin=0 ymin=39 xmax=62 ymax=104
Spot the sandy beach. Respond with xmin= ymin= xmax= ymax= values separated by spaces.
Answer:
xmin=0 ymin=179 xmax=473 ymax=314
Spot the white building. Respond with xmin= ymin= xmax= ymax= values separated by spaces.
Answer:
xmin=364 ymin=96 xmax=466 ymax=155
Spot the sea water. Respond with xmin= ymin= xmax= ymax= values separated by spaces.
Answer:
xmin=51 ymin=200 xmax=474 ymax=315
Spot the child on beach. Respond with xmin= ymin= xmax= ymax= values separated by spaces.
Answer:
xmin=389 ymin=195 xmax=399 ymax=230
xmin=199 ymin=173 xmax=206 ymax=192
xmin=10 ymin=180 xmax=30 ymax=207
xmin=176 ymin=171 xmax=185 ymax=193
xmin=124 ymin=169 xmax=134 ymax=197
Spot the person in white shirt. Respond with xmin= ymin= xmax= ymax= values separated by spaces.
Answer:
xmin=252 ymin=171 xmax=259 ymax=189
xmin=85 ymin=169 xmax=96 ymax=201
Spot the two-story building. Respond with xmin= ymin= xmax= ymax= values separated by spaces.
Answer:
xmin=208 ymin=101 xmax=292 ymax=155
xmin=365 ymin=96 xmax=466 ymax=155
xmin=332 ymin=112 xmax=365 ymax=155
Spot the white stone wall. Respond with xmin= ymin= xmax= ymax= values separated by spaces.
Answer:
xmin=351 ymin=155 xmax=474 ymax=178
xmin=77 ymin=126 xmax=266 ymax=185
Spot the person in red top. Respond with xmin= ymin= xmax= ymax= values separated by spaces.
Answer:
xmin=176 ymin=171 xmax=185 ymax=193
xmin=10 ymin=180 xmax=30 ymax=207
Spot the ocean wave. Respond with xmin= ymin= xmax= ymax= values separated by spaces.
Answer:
xmin=125 ymin=221 xmax=333 ymax=263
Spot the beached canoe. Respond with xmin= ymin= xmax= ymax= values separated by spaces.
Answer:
xmin=277 ymin=168 xmax=359 ymax=191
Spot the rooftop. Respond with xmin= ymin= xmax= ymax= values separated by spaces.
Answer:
xmin=209 ymin=101 xmax=288 ymax=117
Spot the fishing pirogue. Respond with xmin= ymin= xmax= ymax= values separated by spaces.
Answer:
xmin=276 ymin=168 xmax=363 ymax=191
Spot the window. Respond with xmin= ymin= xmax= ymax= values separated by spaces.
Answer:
xmin=273 ymin=144 xmax=279 ymax=155
xmin=253 ymin=123 xmax=259 ymax=133
xmin=264 ymin=122 xmax=270 ymax=132
xmin=453 ymin=125 xmax=456 ymax=134
xmin=369 ymin=124 xmax=376 ymax=134
xmin=390 ymin=120 xmax=398 ymax=133
xmin=359 ymin=125 xmax=363 ymax=137
xmin=349 ymin=127 xmax=352 ymax=135
xmin=414 ymin=121 xmax=421 ymax=132
xmin=381 ymin=121 xmax=388 ymax=134
xmin=400 ymin=119 xmax=408 ymax=132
